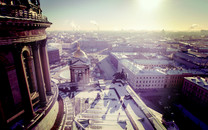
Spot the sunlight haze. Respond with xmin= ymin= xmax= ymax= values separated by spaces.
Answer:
xmin=40 ymin=0 xmax=208 ymax=31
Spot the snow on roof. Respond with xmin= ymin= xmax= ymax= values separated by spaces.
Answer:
xmin=120 ymin=59 xmax=166 ymax=75
xmin=47 ymin=46 xmax=59 ymax=51
xmin=120 ymin=58 xmax=204 ymax=76
xmin=162 ymin=68 xmax=205 ymax=75
xmin=69 ymin=83 xmax=165 ymax=130
xmin=134 ymin=59 xmax=172 ymax=65
xmin=185 ymin=77 xmax=208 ymax=89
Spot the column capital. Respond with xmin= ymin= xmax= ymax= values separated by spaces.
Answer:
xmin=32 ymin=43 xmax=39 ymax=51
xmin=40 ymin=39 xmax=47 ymax=47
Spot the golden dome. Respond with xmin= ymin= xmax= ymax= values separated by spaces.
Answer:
xmin=73 ymin=49 xmax=88 ymax=58
xmin=73 ymin=43 xmax=88 ymax=58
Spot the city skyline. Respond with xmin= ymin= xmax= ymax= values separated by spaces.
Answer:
xmin=41 ymin=0 xmax=208 ymax=31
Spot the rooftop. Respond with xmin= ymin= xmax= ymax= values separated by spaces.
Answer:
xmin=134 ymin=59 xmax=173 ymax=65
xmin=58 ymin=83 xmax=166 ymax=130
xmin=112 ymin=52 xmax=206 ymax=76
xmin=185 ymin=77 xmax=208 ymax=89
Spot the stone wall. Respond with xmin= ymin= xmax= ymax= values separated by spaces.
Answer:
xmin=33 ymin=101 xmax=59 ymax=130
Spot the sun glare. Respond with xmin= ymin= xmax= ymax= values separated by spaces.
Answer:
xmin=139 ymin=0 xmax=162 ymax=12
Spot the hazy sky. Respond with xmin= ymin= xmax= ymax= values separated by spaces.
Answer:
xmin=40 ymin=0 xmax=208 ymax=31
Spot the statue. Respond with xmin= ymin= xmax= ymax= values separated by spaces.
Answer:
xmin=112 ymin=69 xmax=127 ymax=86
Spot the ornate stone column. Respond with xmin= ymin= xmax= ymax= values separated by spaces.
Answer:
xmin=32 ymin=43 xmax=47 ymax=106
xmin=87 ymin=68 xmax=90 ymax=83
xmin=70 ymin=68 xmax=75 ymax=82
xmin=39 ymin=40 xmax=52 ymax=95
xmin=27 ymin=56 xmax=38 ymax=92
xmin=85 ymin=68 xmax=87 ymax=83
xmin=12 ymin=45 xmax=35 ymax=119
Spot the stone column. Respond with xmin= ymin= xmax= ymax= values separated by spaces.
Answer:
xmin=32 ymin=43 xmax=47 ymax=106
xmin=85 ymin=69 xmax=87 ymax=83
xmin=39 ymin=40 xmax=52 ymax=95
xmin=75 ymin=73 xmax=77 ymax=82
xmin=12 ymin=45 xmax=35 ymax=119
xmin=27 ymin=56 xmax=38 ymax=92
xmin=87 ymin=68 xmax=90 ymax=83
xmin=72 ymin=69 xmax=75 ymax=82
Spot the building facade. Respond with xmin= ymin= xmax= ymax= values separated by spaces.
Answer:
xmin=69 ymin=44 xmax=90 ymax=85
xmin=182 ymin=77 xmax=208 ymax=106
xmin=0 ymin=1 xmax=58 ymax=129
xmin=47 ymin=47 xmax=60 ymax=64
xmin=110 ymin=52 xmax=205 ymax=90
xmin=173 ymin=51 xmax=208 ymax=69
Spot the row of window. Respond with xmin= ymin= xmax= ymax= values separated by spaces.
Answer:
xmin=136 ymin=79 xmax=182 ymax=84
xmin=136 ymin=80 xmax=165 ymax=83
xmin=183 ymin=81 xmax=208 ymax=97
xmin=136 ymin=76 xmax=182 ymax=80
xmin=136 ymin=84 xmax=164 ymax=87
xmin=137 ymin=76 xmax=165 ymax=79
xmin=184 ymin=91 xmax=208 ymax=102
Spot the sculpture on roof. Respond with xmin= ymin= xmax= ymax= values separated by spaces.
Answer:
xmin=112 ymin=69 xmax=127 ymax=86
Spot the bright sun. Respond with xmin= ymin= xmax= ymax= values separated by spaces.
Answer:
xmin=139 ymin=0 xmax=162 ymax=12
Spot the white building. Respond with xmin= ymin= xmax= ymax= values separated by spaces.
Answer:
xmin=111 ymin=52 xmax=206 ymax=89
xmin=134 ymin=59 xmax=173 ymax=68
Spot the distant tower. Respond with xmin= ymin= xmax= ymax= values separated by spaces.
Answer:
xmin=0 ymin=1 xmax=57 ymax=129
xmin=69 ymin=43 xmax=90 ymax=84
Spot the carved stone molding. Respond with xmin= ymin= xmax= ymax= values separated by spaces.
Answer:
xmin=39 ymin=39 xmax=47 ymax=47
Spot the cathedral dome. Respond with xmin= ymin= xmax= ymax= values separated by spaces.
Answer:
xmin=73 ymin=43 xmax=89 ymax=62
xmin=73 ymin=48 xmax=88 ymax=58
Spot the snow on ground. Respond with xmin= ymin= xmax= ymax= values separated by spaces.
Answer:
xmin=51 ymin=78 xmax=59 ymax=84
xmin=59 ymin=81 xmax=162 ymax=130
xmin=60 ymin=70 xmax=70 ymax=79
xmin=74 ymin=89 xmax=134 ymax=129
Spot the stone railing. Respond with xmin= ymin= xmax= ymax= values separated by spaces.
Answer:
xmin=0 ymin=6 xmax=48 ymax=22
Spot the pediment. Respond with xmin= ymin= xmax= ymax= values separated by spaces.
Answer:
xmin=71 ymin=59 xmax=87 ymax=65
